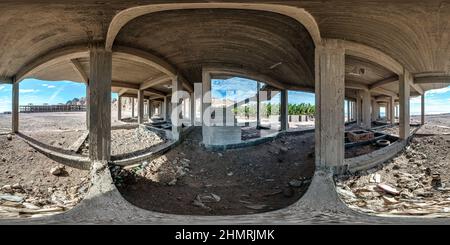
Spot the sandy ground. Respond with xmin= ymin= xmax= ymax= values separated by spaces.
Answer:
xmin=111 ymin=127 xmax=167 ymax=157
xmin=113 ymin=128 xmax=315 ymax=215
xmin=337 ymin=113 xmax=450 ymax=217
xmin=0 ymin=134 xmax=90 ymax=219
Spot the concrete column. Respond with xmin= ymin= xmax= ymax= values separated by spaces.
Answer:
xmin=244 ymin=98 xmax=250 ymax=127
xmin=389 ymin=97 xmax=395 ymax=125
xmin=12 ymin=80 xmax=19 ymax=133
xmin=399 ymin=69 xmax=411 ymax=140
xmin=137 ymin=90 xmax=144 ymax=124
xmin=162 ymin=97 xmax=167 ymax=121
xmin=421 ymin=94 xmax=425 ymax=125
xmin=256 ymin=83 xmax=261 ymax=127
xmin=194 ymin=83 xmax=203 ymax=126
xmin=171 ymin=76 xmax=183 ymax=140
xmin=165 ymin=96 xmax=171 ymax=121
xmin=88 ymin=44 xmax=112 ymax=161
xmin=280 ymin=89 xmax=288 ymax=131
xmin=148 ymin=100 xmax=152 ymax=120
xmin=356 ymin=93 xmax=362 ymax=126
xmin=86 ymin=84 xmax=89 ymax=129
xmin=118 ymin=96 xmax=122 ymax=120
xmin=202 ymin=71 xmax=212 ymax=133
xmin=361 ymin=90 xmax=371 ymax=129
xmin=346 ymin=100 xmax=350 ymax=122
xmin=315 ymin=40 xmax=345 ymax=168
xmin=131 ymin=98 xmax=135 ymax=118
xmin=190 ymin=92 xmax=195 ymax=126
xmin=371 ymin=99 xmax=377 ymax=121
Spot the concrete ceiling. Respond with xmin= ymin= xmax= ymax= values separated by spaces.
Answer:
xmin=0 ymin=1 xmax=449 ymax=96
xmin=115 ymin=9 xmax=315 ymax=89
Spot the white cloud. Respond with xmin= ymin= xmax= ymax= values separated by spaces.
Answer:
xmin=0 ymin=85 xmax=5 ymax=91
xmin=20 ymin=89 xmax=39 ymax=93
xmin=41 ymin=84 xmax=56 ymax=88
xmin=425 ymin=86 xmax=450 ymax=95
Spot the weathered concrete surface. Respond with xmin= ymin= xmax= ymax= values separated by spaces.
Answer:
xmin=315 ymin=39 xmax=345 ymax=168
xmin=88 ymin=44 xmax=112 ymax=161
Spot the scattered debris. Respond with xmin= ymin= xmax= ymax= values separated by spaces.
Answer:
xmin=50 ymin=165 xmax=66 ymax=176
xmin=337 ymin=132 xmax=450 ymax=216
xmin=6 ymin=134 xmax=12 ymax=141
xmin=377 ymin=183 xmax=400 ymax=196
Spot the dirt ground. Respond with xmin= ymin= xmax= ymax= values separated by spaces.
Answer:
xmin=113 ymin=128 xmax=315 ymax=215
xmin=0 ymin=134 xmax=90 ymax=219
xmin=111 ymin=127 xmax=167 ymax=157
xmin=337 ymin=114 xmax=450 ymax=217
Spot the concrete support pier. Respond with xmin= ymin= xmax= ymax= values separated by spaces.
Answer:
xmin=12 ymin=80 xmax=19 ymax=133
xmin=315 ymin=40 xmax=345 ymax=168
xmin=399 ymin=69 xmax=411 ymax=140
xmin=421 ymin=94 xmax=425 ymax=125
xmin=88 ymin=44 xmax=112 ymax=161
xmin=389 ymin=97 xmax=395 ymax=125
xmin=131 ymin=98 xmax=135 ymax=118
xmin=280 ymin=89 xmax=288 ymax=131
xmin=148 ymin=100 xmax=152 ymax=120
xmin=256 ymin=83 xmax=261 ymax=127
xmin=356 ymin=93 xmax=362 ymax=126
xmin=361 ymin=90 xmax=371 ymax=129
xmin=137 ymin=90 xmax=144 ymax=124
xmin=171 ymin=76 xmax=183 ymax=140
xmin=118 ymin=96 xmax=122 ymax=121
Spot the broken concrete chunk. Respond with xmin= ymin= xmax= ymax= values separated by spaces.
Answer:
xmin=0 ymin=194 xmax=24 ymax=203
xmin=369 ymin=173 xmax=381 ymax=183
xmin=50 ymin=165 xmax=66 ymax=176
xmin=376 ymin=183 xmax=400 ymax=196
xmin=196 ymin=193 xmax=221 ymax=203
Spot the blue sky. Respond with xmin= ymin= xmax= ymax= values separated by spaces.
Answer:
xmin=212 ymin=77 xmax=315 ymax=105
xmin=0 ymin=78 xmax=449 ymax=115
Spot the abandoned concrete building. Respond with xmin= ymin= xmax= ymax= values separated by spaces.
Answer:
xmin=1 ymin=1 xmax=450 ymax=224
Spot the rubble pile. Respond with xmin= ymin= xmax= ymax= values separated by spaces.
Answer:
xmin=337 ymin=135 xmax=450 ymax=216
xmin=0 ymin=168 xmax=90 ymax=219
xmin=112 ymin=155 xmax=191 ymax=187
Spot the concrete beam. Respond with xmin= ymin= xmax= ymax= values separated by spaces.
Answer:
xmin=410 ymin=81 xmax=424 ymax=95
xmin=399 ymin=69 xmax=411 ymax=140
xmin=369 ymin=75 xmax=398 ymax=89
xmin=118 ymin=88 xmax=128 ymax=97
xmin=315 ymin=39 xmax=345 ymax=168
xmin=414 ymin=75 xmax=450 ymax=84
xmin=70 ymin=59 xmax=89 ymax=83
xmin=16 ymin=45 xmax=89 ymax=82
xmin=345 ymin=81 xmax=369 ymax=91
xmin=145 ymin=88 xmax=167 ymax=97
xmin=140 ymin=75 xmax=171 ymax=90
xmin=88 ymin=44 xmax=112 ymax=161
xmin=112 ymin=81 xmax=139 ymax=90
xmin=371 ymin=87 xmax=398 ymax=98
